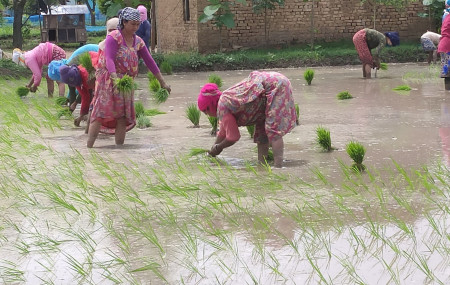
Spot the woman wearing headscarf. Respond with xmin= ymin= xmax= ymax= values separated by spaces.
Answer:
xmin=136 ymin=5 xmax=151 ymax=49
xmin=87 ymin=7 xmax=171 ymax=148
xmin=420 ymin=31 xmax=441 ymax=64
xmin=438 ymin=10 xmax=450 ymax=89
xmin=352 ymin=28 xmax=399 ymax=78
xmin=198 ymin=71 xmax=296 ymax=168
xmin=13 ymin=42 xmax=66 ymax=97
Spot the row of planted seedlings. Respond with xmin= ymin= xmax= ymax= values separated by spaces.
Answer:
xmin=2 ymin=69 xmax=450 ymax=283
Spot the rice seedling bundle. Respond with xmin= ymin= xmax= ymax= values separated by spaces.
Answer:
xmin=295 ymin=103 xmax=300 ymax=125
xmin=246 ymin=125 xmax=255 ymax=138
xmin=380 ymin=63 xmax=388 ymax=70
xmin=316 ymin=126 xmax=332 ymax=152
xmin=144 ymin=109 xmax=166 ymax=116
xmin=189 ymin=148 xmax=209 ymax=156
xmin=79 ymin=52 xmax=95 ymax=80
xmin=147 ymin=72 xmax=156 ymax=81
xmin=337 ymin=91 xmax=353 ymax=100
xmin=115 ymin=75 xmax=135 ymax=94
xmin=55 ymin=96 xmax=69 ymax=106
xmin=149 ymin=78 xmax=161 ymax=93
xmin=56 ymin=108 xmax=73 ymax=119
xmin=186 ymin=103 xmax=201 ymax=127
xmin=135 ymin=102 xmax=145 ymax=117
xmin=16 ymin=86 xmax=29 ymax=97
xmin=208 ymin=73 xmax=223 ymax=88
xmin=304 ymin=69 xmax=314 ymax=85
xmin=161 ymin=61 xmax=173 ymax=75
xmin=136 ymin=114 xmax=152 ymax=128
xmin=346 ymin=141 xmax=366 ymax=172
xmin=393 ymin=85 xmax=411 ymax=91
xmin=153 ymin=88 xmax=170 ymax=104
xmin=208 ymin=115 xmax=218 ymax=135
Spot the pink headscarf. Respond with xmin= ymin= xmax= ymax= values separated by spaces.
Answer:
xmin=198 ymin=83 xmax=222 ymax=112
xmin=137 ymin=5 xmax=147 ymax=22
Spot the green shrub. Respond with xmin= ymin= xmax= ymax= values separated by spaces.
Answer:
xmin=304 ymin=69 xmax=314 ymax=85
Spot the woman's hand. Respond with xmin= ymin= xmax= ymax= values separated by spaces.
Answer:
xmin=29 ymin=85 xmax=37 ymax=93
xmin=208 ymin=144 xmax=223 ymax=157
xmin=161 ymin=82 xmax=171 ymax=93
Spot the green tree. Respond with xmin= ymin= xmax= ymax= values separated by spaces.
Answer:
xmin=360 ymin=0 xmax=418 ymax=30
xmin=419 ymin=0 xmax=445 ymax=32
xmin=252 ymin=0 xmax=285 ymax=45
xmin=98 ymin=0 xmax=147 ymax=18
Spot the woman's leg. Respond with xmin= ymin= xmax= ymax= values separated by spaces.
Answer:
xmin=271 ymin=137 xmax=284 ymax=168
xmin=115 ymin=117 xmax=127 ymax=145
xmin=58 ymin=82 xmax=65 ymax=97
xmin=46 ymin=78 xmax=54 ymax=97
xmin=257 ymin=142 xmax=269 ymax=164
xmin=364 ymin=64 xmax=372 ymax=79
xmin=87 ymin=120 xmax=101 ymax=148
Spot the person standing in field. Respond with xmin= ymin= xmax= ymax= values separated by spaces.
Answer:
xmin=421 ymin=31 xmax=441 ymax=64
xmin=136 ymin=5 xmax=151 ymax=50
xmin=352 ymin=28 xmax=399 ymax=78
xmin=198 ymin=71 xmax=296 ymax=168
xmin=87 ymin=7 xmax=170 ymax=148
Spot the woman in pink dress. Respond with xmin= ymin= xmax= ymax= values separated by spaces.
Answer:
xmin=87 ymin=8 xmax=170 ymax=148
xmin=198 ymin=71 xmax=296 ymax=168
xmin=13 ymin=42 xmax=66 ymax=97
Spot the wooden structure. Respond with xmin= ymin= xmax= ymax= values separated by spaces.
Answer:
xmin=40 ymin=5 xmax=89 ymax=44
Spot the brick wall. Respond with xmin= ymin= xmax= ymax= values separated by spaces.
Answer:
xmin=158 ymin=0 xmax=432 ymax=53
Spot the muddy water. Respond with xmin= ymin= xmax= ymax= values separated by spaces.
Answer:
xmin=3 ymin=63 xmax=450 ymax=284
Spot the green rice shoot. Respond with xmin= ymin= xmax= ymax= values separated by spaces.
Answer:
xmin=79 ymin=52 xmax=95 ymax=80
xmin=346 ymin=141 xmax=366 ymax=172
xmin=380 ymin=62 xmax=388 ymax=70
xmin=393 ymin=85 xmax=412 ymax=91
xmin=55 ymin=96 xmax=69 ymax=106
xmin=136 ymin=114 xmax=152 ymax=129
xmin=189 ymin=147 xmax=209 ymax=156
xmin=115 ymin=75 xmax=135 ymax=93
xmin=147 ymin=72 xmax=156 ymax=81
xmin=208 ymin=73 xmax=223 ymax=88
xmin=161 ymin=61 xmax=173 ymax=75
xmin=208 ymin=115 xmax=218 ymax=135
xmin=246 ymin=125 xmax=255 ymax=138
xmin=295 ymin=103 xmax=300 ymax=125
xmin=304 ymin=69 xmax=314 ymax=85
xmin=316 ymin=126 xmax=332 ymax=152
xmin=149 ymin=78 xmax=161 ymax=93
xmin=337 ymin=91 xmax=353 ymax=100
xmin=144 ymin=109 xmax=166 ymax=116
xmin=186 ymin=103 xmax=201 ymax=127
xmin=16 ymin=86 xmax=29 ymax=97
xmin=153 ymin=88 xmax=170 ymax=104
xmin=135 ymin=102 xmax=145 ymax=117
xmin=56 ymin=108 xmax=73 ymax=119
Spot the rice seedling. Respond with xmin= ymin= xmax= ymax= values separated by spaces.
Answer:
xmin=149 ymin=78 xmax=160 ymax=93
xmin=316 ymin=126 xmax=332 ymax=152
xmin=55 ymin=96 xmax=68 ymax=106
xmin=295 ymin=103 xmax=300 ymax=125
xmin=186 ymin=103 xmax=201 ymax=127
xmin=136 ymin=114 xmax=152 ymax=129
xmin=79 ymin=52 xmax=95 ymax=80
xmin=135 ymin=101 xmax=145 ymax=117
xmin=153 ymin=88 xmax=170 ymax=104
xmin=346 ymin=141 xmax=366 ymax=172
xmin=56 ymin=108 xmax=73 ymax=119
xmin=189 ymin=148 xmax=209 ymax=156
xmin=16 ymin=86 xmax=29 ymax=97
xmin=208 ymin=115 xmax=218 ymax=135
xmin=247 ymin=125 xmax=255 ymax=138
xmin=144 ymin=108 xmax=166 ymax=116
xmin=115 ymin=75 xmax=135 ymax=94
xmin=208 ymin=73 xmax=223 ymax=88
xmin=160 ymin=61 xmax=173 ymax=75
xmin=147 ymin=72 xmax=156 ymax=81
xmin=380 ymin=63 xmax=388 ymax=70
xmin=393 ymin=85 xmax=412 ymax=91
xmin=337 ymin=91 xmax=353 ymax=100
xmin=304 ymin=69 xmax=314 ymax=85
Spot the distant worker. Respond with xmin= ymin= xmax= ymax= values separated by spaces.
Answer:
xmin=136 ymin=5 xmax=151 ymax=49
xmin=352 ymin=28 xmax=399 ymax=79
xmin=420 ymin=31 xmax=441 ymax=64
xmin=438 ymin=10 xmax=450 ymax=89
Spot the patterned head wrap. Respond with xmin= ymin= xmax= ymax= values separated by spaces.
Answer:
xmin=137 ymin=5 xmax=148 ymax=22
xmin=384 ymin=31 xmax=400 ymax=47
xmin=198 ymin=83 xmax=222 ymax=112
xmin=118 ymin=7 xmax=141 ymax=29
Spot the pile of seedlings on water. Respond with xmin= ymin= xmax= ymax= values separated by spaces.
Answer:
xmin=316 ymin=126 xmax=332 ymax=152
xmin=136 ymin=114 xmax=152 ymax=129
xmin=186 ymin=103 xmax=201 ymax=127
xmin=304 ymin=69 xmax=314 ymax=85
xmin=393 ymin=84 xmax=412 ymax=91
xmin=160 ymin=61 xmax=173 ymax=75
xmin=295 ymin=103 xmax=300 ymax=125
xmin=16 ymin=86 xmax=29 ymax=97
xmin=337 ymin=91 xmax=353 ymax=100
xmin=208 ymin=73 xmax=223 ymax=88
xmin=379 ymin=63 xmax=388 ymax=70
xmin=189 ymin=147 xmax=209 ymax=156
xmin=346 ymin=140 xmax=366 ymax=172
xmin=208 ymin=115 xmax=218 ymax=135
xmin=135 ymin=102 xmax=145 ymax=117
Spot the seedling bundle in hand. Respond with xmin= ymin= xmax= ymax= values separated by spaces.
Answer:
xmin=379 ymin=63 xmax=388 ymax=70
xmin=115 ymin=75 xmax=136 ymax=95
xmin=16 ymin=86 xmax=30 ymax=97
xmin=189 ymin=147 xmax=209 ymax=156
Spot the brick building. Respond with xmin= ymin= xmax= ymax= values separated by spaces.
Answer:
xmin=155 ymin=0 xmax=432 ymax=53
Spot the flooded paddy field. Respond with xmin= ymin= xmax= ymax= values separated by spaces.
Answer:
xmin=1 ymin=63 xmax=450 ymax=284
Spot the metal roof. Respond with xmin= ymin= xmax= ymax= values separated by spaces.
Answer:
xmin=41 ymin=5 xmax=89 ymax=15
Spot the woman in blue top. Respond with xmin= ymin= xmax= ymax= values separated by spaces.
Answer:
xmin=136 ymin=5 xmax=151 ymax=49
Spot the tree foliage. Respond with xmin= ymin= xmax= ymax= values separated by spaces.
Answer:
xmin=97 ymin=0 xmax=149 ymax=18
xmin=419 ymin=0 xmax=446 ymax=32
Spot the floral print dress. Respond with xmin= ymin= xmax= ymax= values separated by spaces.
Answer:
xmin=217 ymin=71 xmax=296 ymax=143
xmin=90 ymin=30 xmax=142 ymax=134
